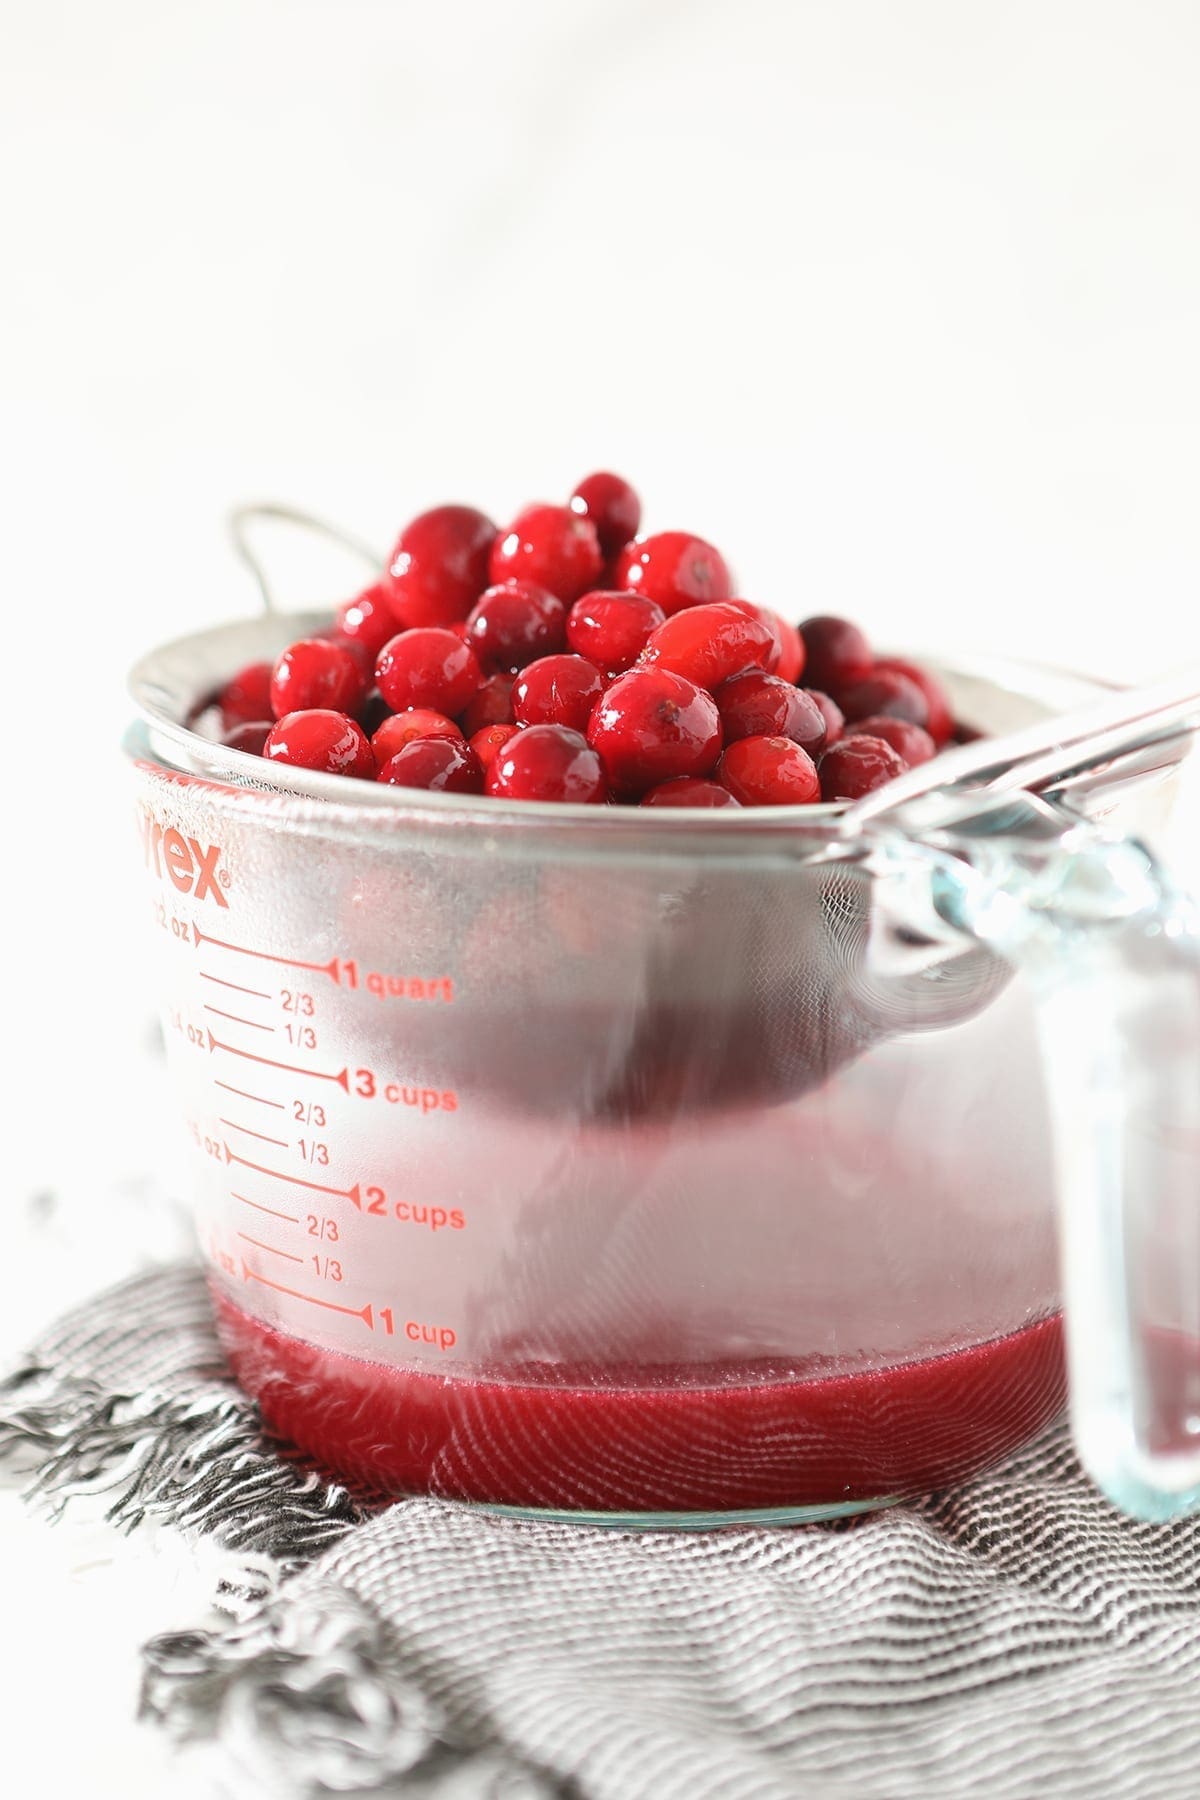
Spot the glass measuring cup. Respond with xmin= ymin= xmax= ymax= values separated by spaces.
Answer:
xmin=125 ymin=598 xmax=1200 ymax=1526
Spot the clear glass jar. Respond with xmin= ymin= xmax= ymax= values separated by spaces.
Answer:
xmin=126 ymin=616 xmax=1200 ymax=1525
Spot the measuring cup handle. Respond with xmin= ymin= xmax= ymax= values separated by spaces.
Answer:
xmin=227 ymin=503 xmax=385 ymax=615
xmin=923 ymin=787 xmax=1200 ymax=1520
xmin=1036 ymin=900 xmax=1200 ymax=1521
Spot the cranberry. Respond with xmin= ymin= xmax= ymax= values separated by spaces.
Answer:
xmin=222 ymin=720 xmax=273 ymax=755
xmin=319 ymin=628 xmax=374 ymax=679
xmin=377 ymin=737 xmax=484 ymax=794
xmin=798 ymin=616 xmax=873 ymax=694
xmin=846 ymin=714 xmax=936 ymax=767
xmin=716 ymin=735 xmax=821 ymax=806
xmin=716 ymin=671 xmax=827 ymax=755
xmin=640 ymin=778 xmax=741 ymax=808
xmin=839 ymin=669 xmax=929 ymax=728
xmin=486 ymin=724 xmax=607 ymax=804
xmin=264 ymin=710 xmax=376 ymax=779
xmin=565 ymin=590 xmax=665 ymax=676
xmin=587 ymin=668 xmax=723 ymax=794
xmin=874 ymin=657 xmax=954 ymax=744
xmin=336 ymin=581 xmax=399 ymax=658
xmin=637 ymin=602 xmax=775 ymax=691
xmin=489 ymin=504 xmax=603 ymax=602
xmin=469 ymin=722 xmax=520 ymax=771
xmin=464 ymin=582 xmax=567 ymax=673
xmin=270 ymin=638 xmax=367 ymax=721
xmin=818 ymin=734 xmax=906 ymax=801
xmin=370 ymin=709 xmax=463 ymax=769
xmin=611 ymin=531 xmax=733 ymax=616
xmin=730 ymin=603 xmax=805 ymax=684
xmin=512 ymin=655 xmax=605 ymax=733
xmin=569 ymin=471 xmax=641 ymax=557
xmin=460 ymin=673 xmax=515 ymax=734
xmin=375 ymin=628 xmax=482 ymax=716
xmin=219 ymin=661 xmax=274 ymax=730
xmin=386 ymin=505 xmax=496 ymax=627
xmin=805 ymin=690 xmax=845 ymax=747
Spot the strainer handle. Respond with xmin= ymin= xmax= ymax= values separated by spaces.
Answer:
xmin=846 ymin=663 xmax=1200 ymax=831
xmin=227 ymin=503 xmax=385 ymax=615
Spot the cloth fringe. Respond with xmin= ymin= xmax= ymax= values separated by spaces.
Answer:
xmin=0 ymin=1265 xmax=366 ymax=1572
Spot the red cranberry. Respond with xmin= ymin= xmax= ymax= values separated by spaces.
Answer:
xmin=569 ymin=471 xmax=641 ymax=557
xmin=717 ymin=735 xmax=821 ymax=806
xmin=730 ymin=603 xmax=805 ymax=684
xmin=489 ymin=504 xmax=603 ymax=602
xmin=336 ymin=581 xmax=399 ymax=658
xmin=219 ymin=661 xmax=274 ymax=730
xmin=270 ymin=638 xmax=367 ymax=720
xmin=839 ymin=669 xmax=928 ymax=728
xmin=375 ymin=628 xmax=482 ymax=715
xmin=469 ymin=723 xmax=520 ymax=771
xmin=716 ymin=671 xmax=827 ymax=755
xmin=370 ymin=709 xmax=463 ymax=769
xmin=464 ymin=581 xmax=567 ymax=673
xmin=377 ymin=737 xmax=484 ymax=794
xmin=565 ymin=590 xmax=665 ymax=676
xmin=641 ymin=778 xmax=741 ymax=808
xmin=637 ymin=602 xmax=774 ymax=692
xmin=798 ymin=616 xmax=873 ymax=694
xmin=818 ymin=734 xmax=906 ymax=801
xmin=222 ymin=720 xmax=273 ymax=755
xmin=587 ymin=668 xmax=723 ymax=794
xmin=264 ymin=710 xmax=376 ymax=779
xmin=874 ymin=657 xmax=954 ymax=744
xmin=386 ymin=505 xmax=496 ymax=627
xmin=611 ymin=531 xmax=733 ymax=616
xmin=846 ymin=714 xmax=936 ymax=766
xmin=486 ymin=724 xmax=607 ymax=804
xmin=319 ymin=628 xmax=374 ymax=680
xmin=460 ymin=673 xmax=515 ymax=734
xmin=513 ymin=655 xmax=605 ymax=733
xmin=805 ymin=690 xmax=845 ymax=747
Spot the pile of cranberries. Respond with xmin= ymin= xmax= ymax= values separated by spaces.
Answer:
xmin=212 ymin=475 xmax=961 ymax=807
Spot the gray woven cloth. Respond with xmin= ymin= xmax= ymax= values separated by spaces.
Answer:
xmin=4 ymin=1264 xmax=1200 ymax=1799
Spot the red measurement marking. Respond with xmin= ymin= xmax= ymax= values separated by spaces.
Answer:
xmin=204 ymin=1005 xmax=275 ymax=1032
xmin=241 ymin=1261 xmax=374 ymax=1327
xmin=224 ymin=1142 xmax=360 ymax=1204
xmin=207 ymin=1029 xmax=349 ymax=1088
xmin=233 ymin=1191 xmax=299 ymax=1224
xmin=194 ymin=921 xmax=340 ymax=982
xmin=199 ymin=971 xmax=272 ymax=1000
xmin=237 ymin=1231 xmax=304 ymax=1264
xmin=220 ymin=1117 xmax=289 ymax=1148
xmin=214 ymin=1079 xmax=287 ymax=1110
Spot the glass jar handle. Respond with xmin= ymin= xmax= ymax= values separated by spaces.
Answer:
xmin=1038 ymin=897 xmax=1200 ymax=1520
xmin=912 ymin=802 xmax=1200 ymax=1518
xmin=849 ymin=668 xmax=1200 ymax=1517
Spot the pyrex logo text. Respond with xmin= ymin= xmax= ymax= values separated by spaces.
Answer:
xmin=138 ymin=809 xmax=230 ymax=907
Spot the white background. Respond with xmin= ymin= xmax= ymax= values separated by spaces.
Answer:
xmin=4 ymin=2 xmax=1200 ymax=1793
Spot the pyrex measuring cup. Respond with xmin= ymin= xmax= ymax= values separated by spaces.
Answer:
xmin=126 ymin=582 xmax=1200 ymax=1525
